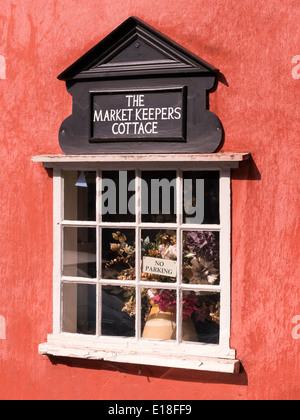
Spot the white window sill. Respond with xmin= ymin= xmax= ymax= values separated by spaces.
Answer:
xmin=39 ymin=334 xmax=240 ymax=374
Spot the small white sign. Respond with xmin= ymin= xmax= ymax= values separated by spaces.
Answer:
xmin=142 ymin=256 xmax=177 ymax=278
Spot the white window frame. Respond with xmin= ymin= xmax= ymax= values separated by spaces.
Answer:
xmin=34 ymin=153 xmax=249 ymax=373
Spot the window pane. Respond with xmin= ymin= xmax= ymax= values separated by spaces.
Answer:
xmin=64 ymin=171 xmax=96 ymax=221
xmin=141 ymin=229 xmax=177 ymax=283
xmin=183 ymin=171 xmax=219 ymax=224
xmin=142 ymin=288 xmax=176 ymax=341
xmin=182 ymin=291 xmax=220 ymax=344
xmin=63 ymin=227 xmax=96 ymax=278
xmin=102 ymin=286 xmax=135 ymax=337
xmin=141 ymin=171 xmax=177 ymax=223
xmin=102 ymin=229 xmax=135 ymax=280
xmin=182 ymin=231 xmax=220 ymax=285
xmin=101 ymin=171 xmax=135 ymax=222
xmin=62 ymin=283 xmax=96 ymax=335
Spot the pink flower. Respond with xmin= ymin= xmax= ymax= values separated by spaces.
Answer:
xmin=158 ymin=244 xmax=177 ymax=260
xmin=165 ymin=244 xmax=177 ymax=260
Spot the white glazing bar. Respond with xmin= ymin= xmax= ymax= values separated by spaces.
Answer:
xmin=97 ymin=282 xmax=102 ymax=337
xmin=135 ymin=169 xmax=142 ymax=284
xmin=135 ymin=284 xmax=141 ymax=341
xmin=97 ymin=222 xmax=137 ymax=228
xmin=181 ymin=224 xmax=220 ymax=231
xmin=97 ymin=169 xmax=102 ymax=224
xmin=61 ymin=220 xmax=97 ymax=227
xmin=176 ymin=169 xmax=183 ymax=226
xmin=176 ymin=285 xmax=183 ymax=343
xmin=97 ymin=170 xmax=102 ymax=336
xmin=99 ymin=278 xmax=136 ymax=286
xmin=219 ymin=168 xmax=231 ymax=352
xmin=53 ymin=167 xmax=63 ymax=335
xmin=135 ymin=170 xmax=142 ymax=339
xmin=139 ymin=222 xmax=178 ymax=229
xmin=138 ymin=281 xmax=178 ymax=290
xmin=97 ymin=170 xmax=102 ymax=279
xmin=176 ymin=169 xmax=183 ymax=343
xmin=61 ymin=276 xmax=97 ymax=283
xmin=180 ymin=283 xmax=221 ymax=292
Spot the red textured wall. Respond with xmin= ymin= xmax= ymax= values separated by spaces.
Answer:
xmin=0 ymin=0 xmax=299 ymax=400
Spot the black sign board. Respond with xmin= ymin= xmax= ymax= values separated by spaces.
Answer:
xmin=58 ymin=17 xmax=223 ymax=154
xmin=91 ymin=88 xmax=186 ymax=142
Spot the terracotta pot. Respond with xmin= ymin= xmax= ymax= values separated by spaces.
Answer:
xmin=142 ymin=304 xmax=197 ymax=341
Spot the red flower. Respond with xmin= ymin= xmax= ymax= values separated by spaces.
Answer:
xmin=152 ymin=291 xmax=199 ymax=319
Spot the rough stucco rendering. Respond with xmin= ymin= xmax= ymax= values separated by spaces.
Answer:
xmin=0 ymin=0 xmax=299 ymax=400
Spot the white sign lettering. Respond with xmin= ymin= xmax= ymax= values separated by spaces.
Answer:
xmin=92 ymin=89 xmax=184 ymax=140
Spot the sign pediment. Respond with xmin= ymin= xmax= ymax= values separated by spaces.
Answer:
xmin=58 ymin=17 xmax=217 ymax=80
xmin=57 ymin=17 xmax=224 ymax=154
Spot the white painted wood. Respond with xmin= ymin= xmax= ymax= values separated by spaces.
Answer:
xmin=39 ymin=159 xmax=240 ymax=371
xmin=61 ymin=276 xmax=97 ymax=283
xmin=41 ymin=332 xmax=235 ymax=357
xmin=62 ymin=220 xmax=97 ymax=226
xmin=32 ymin=152 xmax=250 ymax=164
xmin=219 ymin=169 xmax=232 ymax=352
xmin=32 ymin=154 xmax=249 ymax=173
xmin=38 ymin=334 xmax=239 ymax=373
xmin=52 ymin=168 xmax=63 ymax=335
xmin=96 ymin=170 xmax=102 ymax=337
xmin=176 ymin=169 xmax=183 ymax=343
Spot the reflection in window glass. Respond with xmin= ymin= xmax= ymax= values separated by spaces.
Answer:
xmin=101 ymin=171 xmax=135 ymax=223
xmin=64 ymin=171 xmax=96 ymax=221
xmin=183 ymin=171 xmax=219 ymax=225
xmin=102 ymin=229 xmax=135 ymax=280
xmin=102 ymin=286 xmax=135 ymax=337
xmin=141 ymin=171 xmax=176 ymax=223
xmin=141 ymin=230 xmax=177 ymax=283
xmin=142 ymin=288 xmax=176 ymax=341
xmin=62 ymin=283 xmax=96 ymax=335
xmin=63 ymin=227 xmax=96 ymax=278
xmin=182 ymin=231 xmax=220 ymax=285
xmin=182 ymin=291 xmax=220 ymax=344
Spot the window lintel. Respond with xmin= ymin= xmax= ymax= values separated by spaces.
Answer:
xmin=31 ymin=152 xmax=250 ymax=169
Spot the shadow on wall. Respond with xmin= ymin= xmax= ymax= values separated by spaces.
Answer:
xmin=48 ymin=355 xmax=248 ymax=387
xmin=232 ymin=156 xmax=261 ymax=181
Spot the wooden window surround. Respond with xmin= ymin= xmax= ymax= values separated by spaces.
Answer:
xmin=32 ymin=153 xmax=250 ymax=373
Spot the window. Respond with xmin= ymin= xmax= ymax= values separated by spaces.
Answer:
xmin=35 ymin=154 xmax=248 ymax=373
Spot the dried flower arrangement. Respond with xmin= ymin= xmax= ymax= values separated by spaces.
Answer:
xmin=104 ymin=231 xmax=135 ymax=280
xmin=106 ymin=230 xmax=220 ymax=331
xmin=183 ymin=231 xmax=220 ymax=285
